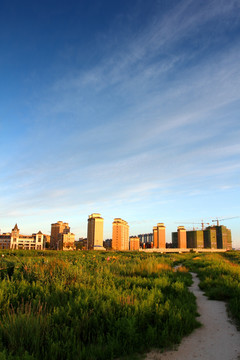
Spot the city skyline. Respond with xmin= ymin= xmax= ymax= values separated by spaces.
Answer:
xmin=1 ymin=0 xmax=240 ymax=247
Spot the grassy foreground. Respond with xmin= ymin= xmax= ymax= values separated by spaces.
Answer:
xmin=0 ymin=251 xmax=200 ymax=360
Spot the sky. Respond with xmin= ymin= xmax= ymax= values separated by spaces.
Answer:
xmin=0 ymin=0 xmax=240 ymax=247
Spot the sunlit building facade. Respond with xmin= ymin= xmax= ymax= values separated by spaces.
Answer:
xmin=112 ymin=218 xmax=129 ymax=251
xmin=0 ymin=224 xmax=44 ymax=250
xmin=87 ymin=213 xmax=105 ymax=250
xmin=50 ymin=221 xmax=75 ymax=250
xmin=178 ymin=226 xmax=187 ymax=248
xmin=129 ymin=236 xmax=140 ymax=251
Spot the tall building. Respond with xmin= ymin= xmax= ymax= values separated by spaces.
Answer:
xmin=87 ymin=213 xmax=105 ymax=250
xmin=152 ymin=223 xmax=166 ymax=248
xmin=129 ymin=236 xmax=140 ymax=251
xmin=172 ymin=232 xmax=178 ymax=248
xmin=112 ymin=218 xmax=129 ymax=251
xmin=204 ymin=227 xmax=217 ymax=249
xmin=216 ymin=225 xmax=232 ymax=249
xmin=153 ymin=227 xmax=158 ymax=248
xmin=204 ymin=225 xmax=232 ymax=249
xmin=50 ymin=221 xmax=70 ymax=250
xmin=187 ymin=230 xmax=204 ymax=249
xmin=0 ymin=224 xmax=44 ymax=250
xmin=178 ymin=226 xmax=187 ymax=248
xmin=157 ymin=223 xmax=166 ymax=248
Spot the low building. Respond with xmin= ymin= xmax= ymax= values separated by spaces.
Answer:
xmin=50 ymin=221 xmax=75 ymax=250
xmin=0 ymin=224 xmax=44 ymax=250
xmin=58 ymin=232 xmax=75 ymax=250
xmin=76 ymin=238 xmax=88 ymax=250
xmin=103 ymin=239 xmax=112 ymax=250
xmin=129 ymin=236 xmax=140 ymax=251
xmin=138 ymin=233 xmax=153 ymax=244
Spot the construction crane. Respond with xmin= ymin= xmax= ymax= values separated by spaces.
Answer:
xmin=212 ymin=216 xmax=240 ymax=226
xmin=174 ymin=220 xmax=209 ymax=230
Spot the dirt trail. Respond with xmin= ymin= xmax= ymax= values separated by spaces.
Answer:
xmin=146 ymin=273 xmax=240 ymax=360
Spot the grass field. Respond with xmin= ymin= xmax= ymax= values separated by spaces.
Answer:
xmin=0 ymin=250 xmax=239 ymax=360
xmin=178 ymin=251 xmax=240 ymax=328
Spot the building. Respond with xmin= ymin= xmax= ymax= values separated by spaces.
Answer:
xmin=103 ymin=239 xmax=112 ymax=250
xmin=87 ymin=213 xmax=105 ymax=250
xmin=216 ymin=225 xmax=232 ymax=249
xmin=178 ymin=226 xmax=187 ymax=248
xmin=172 ymin=232 xmax=178 ymax=248
xmin=204 ymin=226 xmax=217 ymax=249
xmin=44 ymin=234 xmax=51 ymax=248
xmin=50 ymin=221 xmax=70 ymax=250
xmin=112 ymin=218 xmax=129 ymax=251
xmin=153 ymin=227 xmax=158 ymax=248
xmin=187 ymin=230 xmax=204 ymax=249
xmin=0 ymin=224 xmax=44 ymax=250
xmin=153 ymin=223 xmax=166 ymax=248
xmin=50 ymin=221 xmax=75 ymax=250
xmin=204 ymin=225 xmax=232 ymax=249
xmin=58 ymin=232 xmax=75 ymax=250
xmin=138 ymin=233 xmax=153 ymax=245
xmin=129 ymin=236 xmax=140 ymax=251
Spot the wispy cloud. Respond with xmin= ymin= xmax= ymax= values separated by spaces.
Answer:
xmin=1 ymin=0 xmax=240 ymax=244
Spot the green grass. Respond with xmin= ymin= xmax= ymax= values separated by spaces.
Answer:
xmin=0 ymin=250 xmax=200 ymax=359
xmin=175 ymin=251 xmax=240 ymax=328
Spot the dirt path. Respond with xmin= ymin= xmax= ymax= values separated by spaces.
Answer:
xmin=145 ymin=273 xmax=240 ymax=360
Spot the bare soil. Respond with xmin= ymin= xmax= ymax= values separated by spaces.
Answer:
xmin=145 ymin=273 xmax=240 ymax=360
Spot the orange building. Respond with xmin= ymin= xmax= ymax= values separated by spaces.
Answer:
xmin=50 ymin=221 xmax=75 ymax=250
xmin=157 ymin=223 xmax=166 ymax=248
xmin=153 ymin=226 xmax=158 ymax=248
xmin=178 ymin=226 xmax=187 ymax=248
xmin=112 ymin=218 xmax=129 ymax=251
xmin=153 ymin=223 xmax=166 ymax=248
xmin=129 ymin=236 xmax=140 ymax=251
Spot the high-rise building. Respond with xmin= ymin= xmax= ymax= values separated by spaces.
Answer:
xmin=87 ymin=213 xmax=104 ymax=250
xmin=153 ymin=223 xmax=166 ymax=248
xmin=172 ymin=232 xmax=178 ymax=248
xmin=216 ymin=225 xmax=232 ymax=249
xmin=153 ymin=226 xmax=158 ymax=248
xmin=112 ymin=218 xmax=129 ymax=251
xmin=50 ymin=221 xmax=70 ymax=250
xmin=178 ymin=226 xmax=187 ymax=248
xmin=157 ymin=223 xmax=166 ymax=248
xmin=129 ymin=236 xmax=140 ymax=251
xmin=204 ymin=227 xmax=217 ymax=249
xmin=187 ymin=230 xmax=204 ymax=249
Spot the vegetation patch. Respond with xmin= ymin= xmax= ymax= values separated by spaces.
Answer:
xmin=0 ymin=251 xmax=200 ymax=360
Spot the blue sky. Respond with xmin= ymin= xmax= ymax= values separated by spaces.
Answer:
xmin=0 ymin=0 xmax=240 ymax=247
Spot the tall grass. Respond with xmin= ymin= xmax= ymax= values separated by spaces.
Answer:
xmin=0 ymin=251 xmax=200 ymax=359
xmin=176 ymin=251 xmax=240 ymax=328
